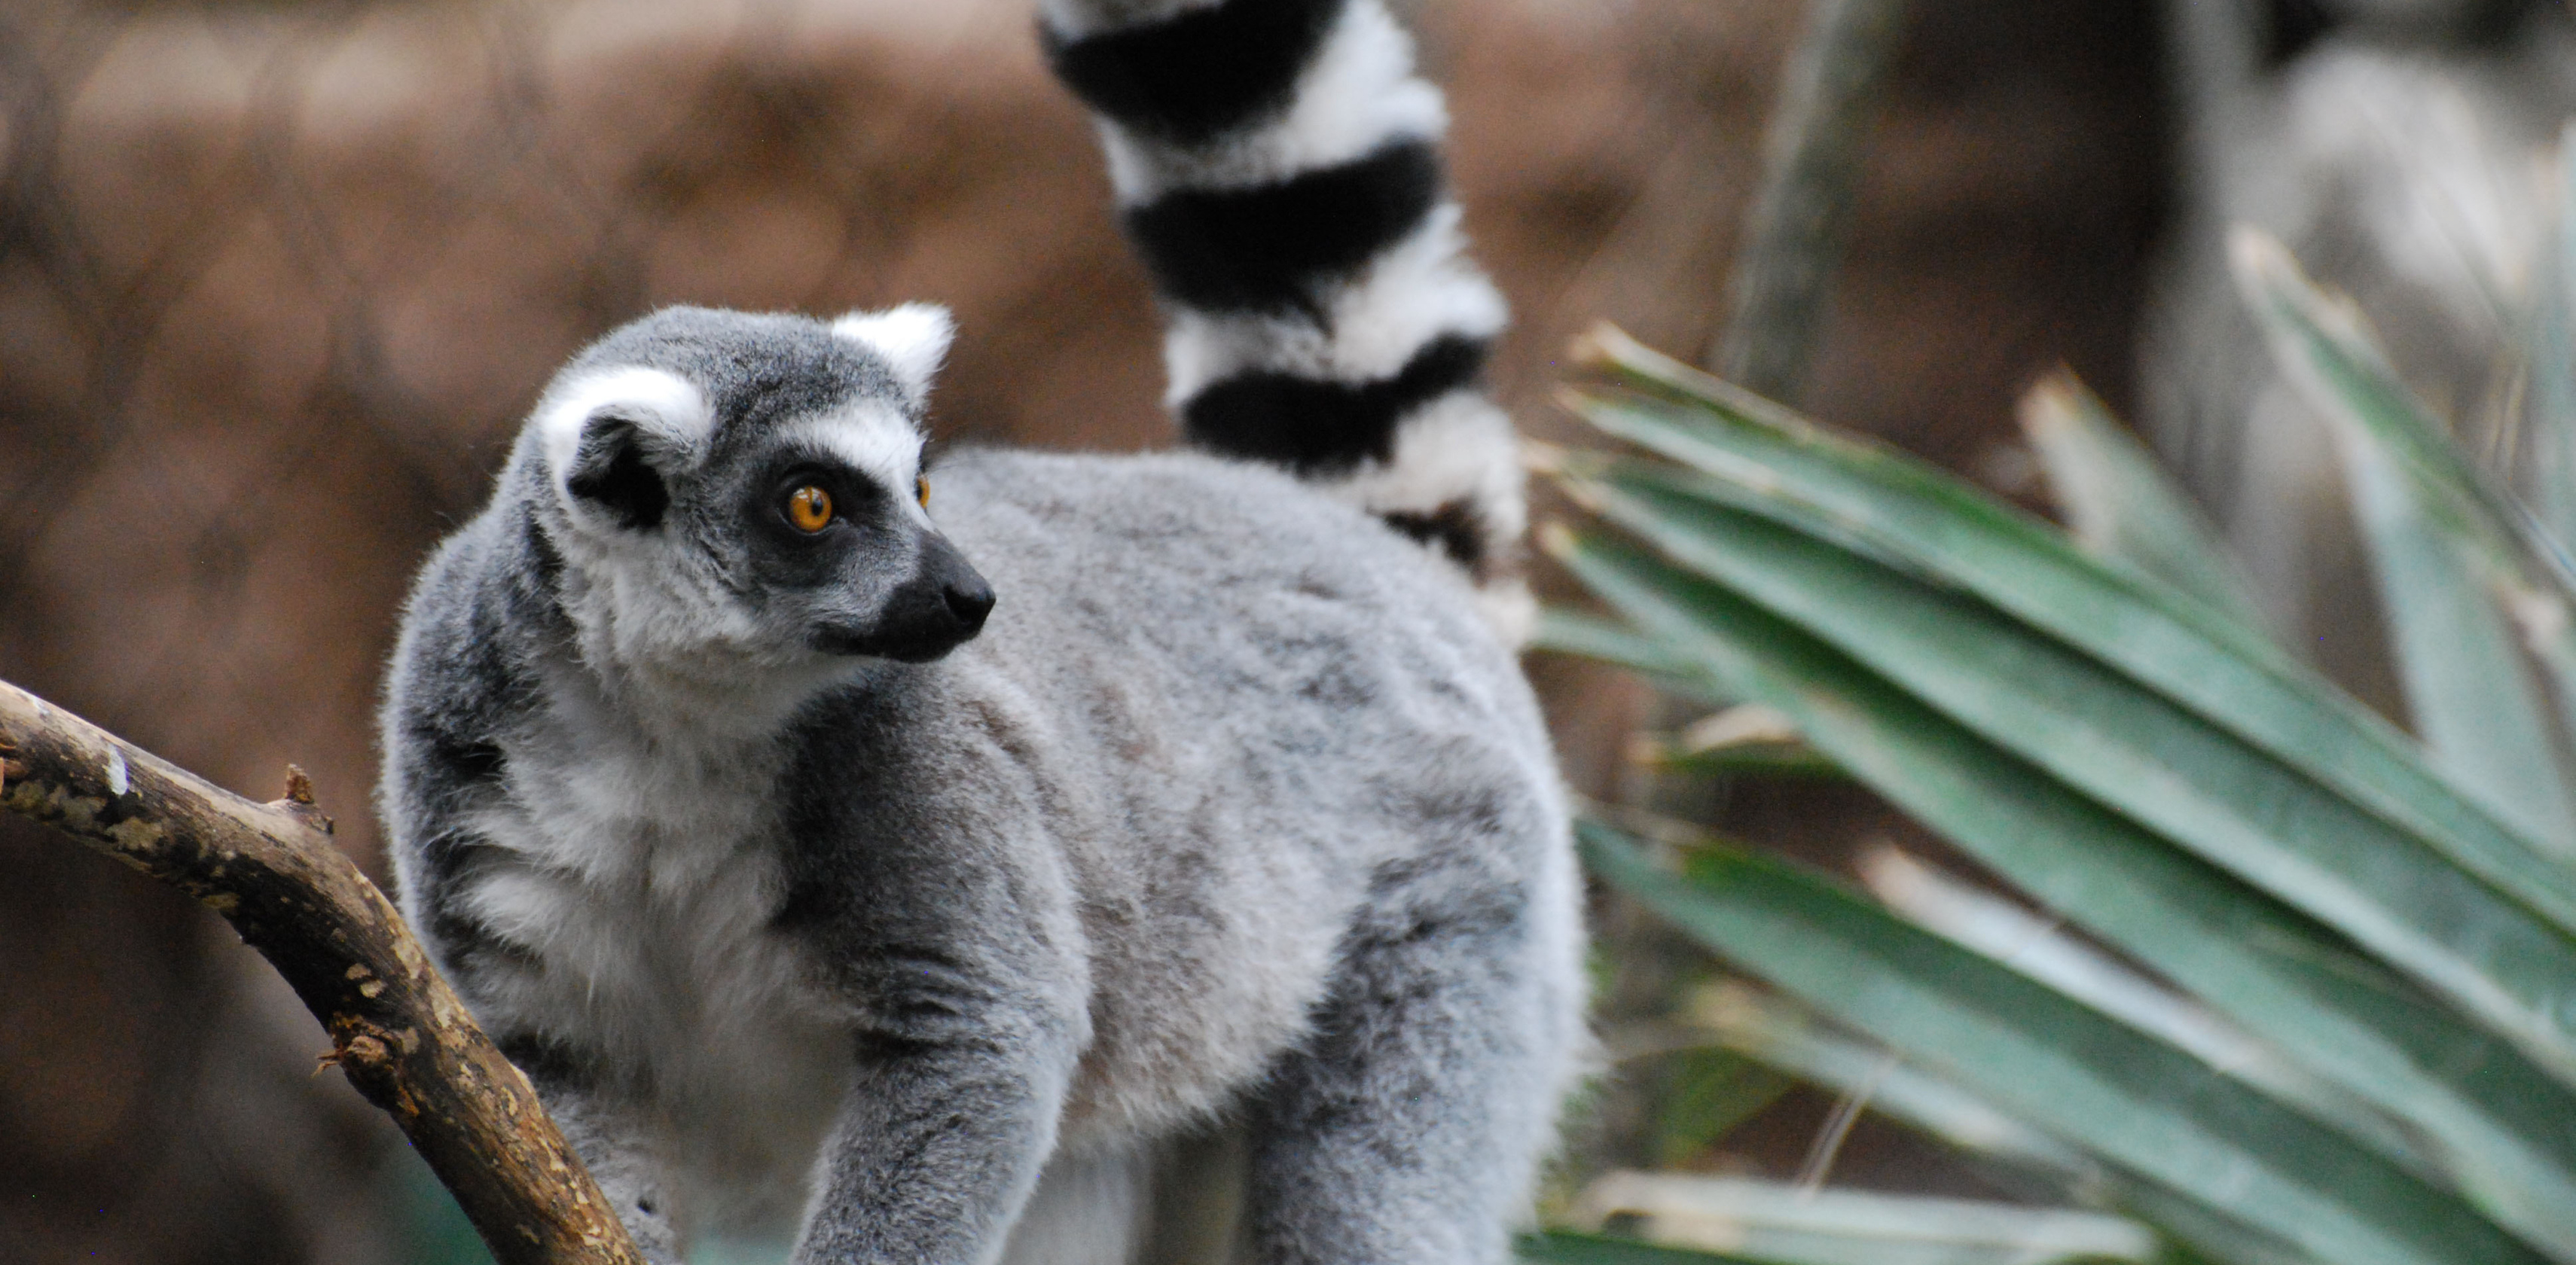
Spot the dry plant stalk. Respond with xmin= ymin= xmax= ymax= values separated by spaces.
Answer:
xmin=1711 ymin=0 xmax=1909 ymax=404
xmin=0 ymin=679 xmax=642 ymax=1265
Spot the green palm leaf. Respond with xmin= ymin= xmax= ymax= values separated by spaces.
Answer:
xmin=1579 ymin=821 xmax=2544 ymax=1265
xmin=2231 ymin=229 xmax=2576 ymax=855
xmin=1544 ymin=522 xmax=2576 ymax=1254
xmin=2017 ymin=370 xmax=2266 ymax=629
xmin=1558 ymin=334 xmax=2576 ymax=937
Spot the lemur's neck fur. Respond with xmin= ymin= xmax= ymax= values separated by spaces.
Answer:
xmin=552 ymin=626 xmax=868 ymax=757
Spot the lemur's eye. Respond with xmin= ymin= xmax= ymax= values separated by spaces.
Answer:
xmin=916 ymin=476 xmax=930 ymax=509
xmin=786 ymin=486 xmax=834 ymax=533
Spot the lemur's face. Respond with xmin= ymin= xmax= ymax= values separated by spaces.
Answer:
xmin=531 ymin=303 xmax=993 ymax=673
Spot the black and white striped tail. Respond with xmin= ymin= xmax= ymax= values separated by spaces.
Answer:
xmin=1041 ymin=0 xmax=1531 ymax=639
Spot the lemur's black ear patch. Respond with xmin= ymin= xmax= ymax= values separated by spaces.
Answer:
xmin=565 ymin=416 xmax=671 ymax=531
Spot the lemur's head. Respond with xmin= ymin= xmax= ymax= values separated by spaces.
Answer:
xmin=523 ymin=303 xmax=992 ymax=681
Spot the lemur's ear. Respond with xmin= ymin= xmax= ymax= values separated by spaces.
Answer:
xmin=565 ymin=417 xmax=671 ymax=530
xmin=832 ymin=303 xmax=954 ymax=407
xmin=538 ymin=366 xmax=713 ymax=532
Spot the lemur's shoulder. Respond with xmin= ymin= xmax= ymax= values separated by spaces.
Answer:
xmin=383 ymin=473 xmax=562 ymax=724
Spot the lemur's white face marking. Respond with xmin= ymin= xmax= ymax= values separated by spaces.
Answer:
xmin=831 ymin=303 xmax=954 ymax=411
xmin=774 ymin=410 xmax=930 ymax=527
xmin=812 ymin=303 xmax=951 ymax=523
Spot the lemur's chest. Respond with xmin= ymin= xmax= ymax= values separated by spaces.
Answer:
xmin=464 ymin=725 xmax=853 ymax=1226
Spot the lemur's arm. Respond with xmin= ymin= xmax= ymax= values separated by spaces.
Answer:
xmin=795 ymin=976 xmax=1082 ymax=1265
xmin=785 ymin=721 xmax=1091 ymax=1265
xmin=1042 ymin=0 xmax=1526 ymax=612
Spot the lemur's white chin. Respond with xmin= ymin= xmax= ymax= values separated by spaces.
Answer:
xmin=584 ymin=637 xmax=876 ymax=745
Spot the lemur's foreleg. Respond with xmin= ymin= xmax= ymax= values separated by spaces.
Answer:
xmin=788 ymin=794 xmax=1091 ymax=1265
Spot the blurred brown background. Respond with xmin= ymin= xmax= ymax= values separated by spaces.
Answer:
xmin=0 ymin=0 xmax=2176 ymax=1258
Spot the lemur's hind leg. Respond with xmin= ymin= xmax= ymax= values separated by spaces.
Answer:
xmin=1239 ymin=831 xmax=1583 ymax=1265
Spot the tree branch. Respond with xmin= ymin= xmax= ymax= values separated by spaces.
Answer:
xmin=0 ymin=678 xmax=642 ymax=1265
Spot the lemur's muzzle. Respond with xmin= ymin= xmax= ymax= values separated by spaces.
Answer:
xmin=817 ymin=532 xmax=993 ymax=663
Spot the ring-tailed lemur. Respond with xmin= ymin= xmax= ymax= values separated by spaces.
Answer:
xmin=377 ymin=2 xmax=1584 ymax=1263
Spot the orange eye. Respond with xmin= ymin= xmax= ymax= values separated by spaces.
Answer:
xmin=786 ymin=486 xmax=833 ymax=532
xmin=915 ymin=476 xmax=930 ymax=509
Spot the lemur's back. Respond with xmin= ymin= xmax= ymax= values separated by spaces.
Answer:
xmin=932 ymin=447 xmax=1529 ymax=778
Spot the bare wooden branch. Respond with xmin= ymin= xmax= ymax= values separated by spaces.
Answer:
xmin=0 ymin=679 xmax=642 ymax=1265
xmin=1708 ymin=0 xmax=1909 ymax=404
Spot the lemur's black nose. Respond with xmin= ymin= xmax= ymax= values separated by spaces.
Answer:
xmin=814 ymin=531 xmax=994 ymax=663
xmin=945 ymin=578 xmax=995 ymax=631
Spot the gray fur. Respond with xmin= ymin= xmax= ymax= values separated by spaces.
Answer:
xmin=380 ymin=311 xmax=1586 ymax=1264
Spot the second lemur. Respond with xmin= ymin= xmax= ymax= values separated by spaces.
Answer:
xmin=377 ymin=2 xmax=1587 ymax=1263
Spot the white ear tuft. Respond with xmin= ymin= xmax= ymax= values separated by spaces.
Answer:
xmin=832 ymin=303 xmax=955 ymax=406
xmin=536 ymin=366 xmax=713 ymax=490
